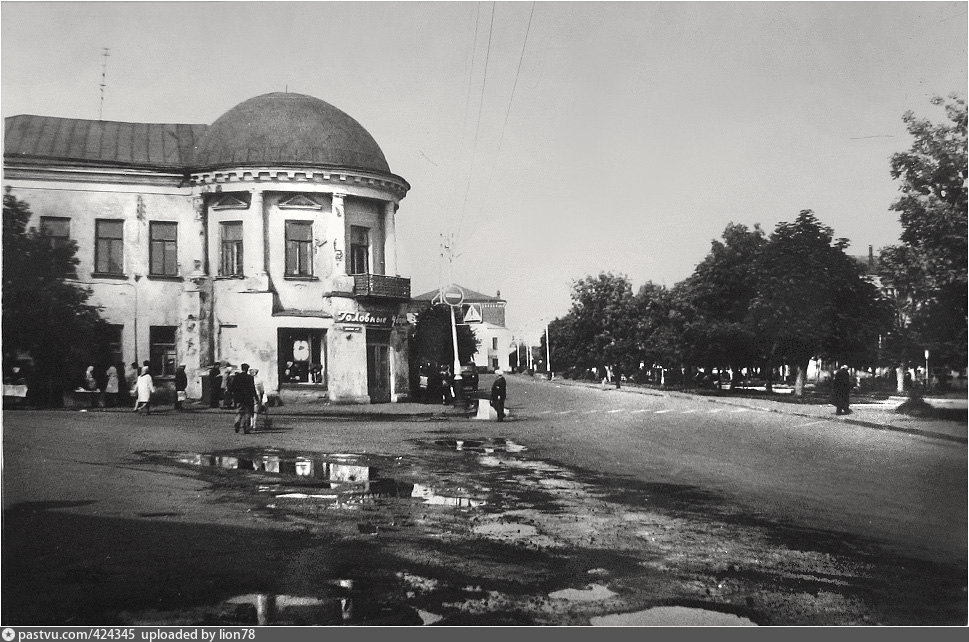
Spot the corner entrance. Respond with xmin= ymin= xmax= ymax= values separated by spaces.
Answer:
xmin=366 ymin=329 xmax=391 ymax=403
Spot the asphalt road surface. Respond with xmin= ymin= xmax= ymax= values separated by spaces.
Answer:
xmin=504 ymin=376 xmax=967 ymax=564
xmin=2 ymin=377 xmax=966 ymax=625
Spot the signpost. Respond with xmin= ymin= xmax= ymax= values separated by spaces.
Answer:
xmin=440 ymin=285 xmax=465 ymax=407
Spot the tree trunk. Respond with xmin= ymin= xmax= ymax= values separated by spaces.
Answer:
xmin=896 ymin=364 xmax=906 ymax=394
xmin=794 ymin=360 xmax=809 ymax=397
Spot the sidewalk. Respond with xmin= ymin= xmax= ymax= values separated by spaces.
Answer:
xmin=549 ymin=378 xmax=968 ymax=444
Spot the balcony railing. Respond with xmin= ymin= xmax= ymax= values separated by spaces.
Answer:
xmin=352 ymin=273 xmax=411 ymax=300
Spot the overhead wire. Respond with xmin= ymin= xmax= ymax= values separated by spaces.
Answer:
xmin=454 ymin=0 xmax=496 ymax=249
xmin=463 ymin=1 xmax=536 ymax=249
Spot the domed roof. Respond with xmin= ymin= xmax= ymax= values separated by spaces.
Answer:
xmin=193 ymin=93 xmax=391 ymax=173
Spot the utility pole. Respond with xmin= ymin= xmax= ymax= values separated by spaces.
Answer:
xmin=98 ymin=47 xmax=111 ymax=121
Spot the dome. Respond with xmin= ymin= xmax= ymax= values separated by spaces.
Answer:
xmin=193 ymin=93 xmax=391 ymax=173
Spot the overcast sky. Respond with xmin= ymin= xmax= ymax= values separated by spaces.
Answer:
xmin=2 ymin=1 xmax=966 ymax=341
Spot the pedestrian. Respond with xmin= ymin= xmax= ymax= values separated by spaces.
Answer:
xmin=440 ymin=364 xmax=453 ymax=405
xmin=250 ymin=368 xmax=267 ymax=432
xmin=208 ymin=364 xmax=222 ymax=408
xmin=126 ymin=362 xmax=139 ymax=408
xmin=228 ymin=363 xmax=258 ymax=434
xmin=84 ymin=365 xmax=99 ymax=409
xmin=104 ymin=363 xmax=119 ymax=408
xmin=223 ymin=365 xmax=236 ymax=409
xmin=134 ymin=366 xmax=154 ymax=415
xmin=491 ymin=369 xmax=507 ymax=422
xmin=832 ymin=365 xmax=852 ymax=415
xmin=174 ymin=364 xmax=188 ymax=410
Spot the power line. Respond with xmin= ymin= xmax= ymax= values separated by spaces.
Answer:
xmin=461 ymin=2 xmax=536 ymax=250
xmin=455 ymin=1 xmax=496 ymax=247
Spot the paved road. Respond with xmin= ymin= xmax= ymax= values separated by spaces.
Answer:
xmin=498 ymin=375 xmax=967 ymax=564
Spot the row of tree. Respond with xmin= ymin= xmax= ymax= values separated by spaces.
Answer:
xmin=541 ymin=95 xmax=967 ymax=396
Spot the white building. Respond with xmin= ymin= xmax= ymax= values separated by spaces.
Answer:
xmin=4 ymin=92 xmax=414 ymax=403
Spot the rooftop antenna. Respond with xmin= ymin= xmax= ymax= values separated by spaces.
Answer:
xmin=98 ymin=47 xmax=110 ymax=120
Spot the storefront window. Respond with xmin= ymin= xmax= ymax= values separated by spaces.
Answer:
xmin=278 ymin=329 xmax=325 ymax=385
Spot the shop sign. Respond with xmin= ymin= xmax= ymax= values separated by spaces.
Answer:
xmin=336 ymin=311 xmax=409 ymax=327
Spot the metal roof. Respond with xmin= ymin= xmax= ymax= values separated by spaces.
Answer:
xmin=4 ymin=114 xmax=207 ymax=169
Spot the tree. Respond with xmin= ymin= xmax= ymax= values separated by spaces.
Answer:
xmin=407 ymin=303 xmax=478 ymax=374
xmin=879 ymin=94 xmax=968 ymax=376
xmin=675 ymin=223 xmax=766 ymax=382
xmin=2 ymin=188 xmax=112 ymax=405
xmin=749 ymin=210 xmax=891 ymax=396
xmin=561 ymin=272 xmax=639 ymax=378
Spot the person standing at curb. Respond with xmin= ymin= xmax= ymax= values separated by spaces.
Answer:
xmin=832 ymin=365 xmax=852 ymax=415
xmin=230 ymin=363 xmax=258 ymax=434
xmin=491 ymin=369 xmax=507 ymax=422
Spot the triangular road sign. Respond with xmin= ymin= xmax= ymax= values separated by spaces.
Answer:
xmin=462 ymin=303 xmax=483 ymax=323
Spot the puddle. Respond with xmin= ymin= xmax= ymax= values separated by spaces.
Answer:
xmin=548 ymin=584 xmax=617 ymax=602
xmin=590 ymin=605 xmax=757 ymax=626
xmin=222 ymin=592 xmax=351 ymax=625
xmin=166 ymin=450 xmax=486 ymax=509
xmin=431 ymin=438 xmax=527 ymax=454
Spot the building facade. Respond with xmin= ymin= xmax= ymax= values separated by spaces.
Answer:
xmin=4 ymin=92 xmax=413 ymax=403
xmin=411 ymin=286 xmax=513 ymax=372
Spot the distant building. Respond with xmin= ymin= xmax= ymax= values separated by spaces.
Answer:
xmin=4 ymin=92 xmax=414 ymax=403
xmin=411 ymin=286 xmax=513 ymax=372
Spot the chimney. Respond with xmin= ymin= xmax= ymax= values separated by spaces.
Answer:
xmin=868 ymin=245 xmax=874 ymax=268
xmin=496 ymin=290 xmax=501 ymax=298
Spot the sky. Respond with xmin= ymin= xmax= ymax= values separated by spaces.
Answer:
xmin=2 ymin=1 xmax=966 ymax=342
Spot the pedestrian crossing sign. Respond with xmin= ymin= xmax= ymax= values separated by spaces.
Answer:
xmin=462 ymin=303 xmax=483 ymax=324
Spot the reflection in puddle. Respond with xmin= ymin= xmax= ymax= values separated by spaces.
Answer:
xmin=412 ymin=483 xmax=486 ymax=508
xmin=172 ymin=450 xmax=486 ymax=509
xmin=223 ymin=592 xmax=352 ymax=626
xmin=432 ymin=438 xmax=526 ymax=453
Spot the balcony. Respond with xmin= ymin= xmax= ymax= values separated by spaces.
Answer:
xmin=352 ymin=273 xmax=411 ymax=301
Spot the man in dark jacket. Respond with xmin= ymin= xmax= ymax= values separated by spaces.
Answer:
xmin=832 ymin=365 xmax=852 ymax=415
xmin=491 ymin=369 xmax=507 ymax=422
xmin=229 ymin=363 xmax=259 ymax=434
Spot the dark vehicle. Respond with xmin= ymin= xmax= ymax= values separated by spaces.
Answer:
xmin=459 ymin=363 xmax=479 ymax=393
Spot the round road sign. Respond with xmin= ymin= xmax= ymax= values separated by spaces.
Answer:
xmin=441 ymin=284 xmax=465 ymax=307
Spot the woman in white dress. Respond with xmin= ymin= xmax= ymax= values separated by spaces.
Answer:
xmin=134 ymin=367 xmax=155 ymax=415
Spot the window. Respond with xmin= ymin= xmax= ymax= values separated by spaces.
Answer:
xmin=349 ymin=226 xmax=370 ymax=275
xmin=149 ymin=326 xmax=177 ymax=377
xmin=100 ymin=324 xmax=124 ymax=367
xmin=149 ymin=222 xmax=178 ymax=276
xmin=95 ymin=219 xmax=124 ymax=275
xmin=492 ymin=337 xmax=498 ymax=350
xmin=220 ymin=222 xmax=244 ymax=276
xmin=285 ymin=221 xmax=313 ymax=276
xmin=278 ymin=328 xmax=326 ymax=385
xmin=40 ymin=217 xmax=70 ymax=249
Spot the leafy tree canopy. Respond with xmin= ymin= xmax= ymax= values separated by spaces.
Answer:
xmin=2 ymin=188 xmax=112 ymax=404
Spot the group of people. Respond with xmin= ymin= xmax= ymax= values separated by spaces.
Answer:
xmin=416 ymin=363 xmax=457 ymax=405
xmin=80 ymin=361 xmax=187 ymax=415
